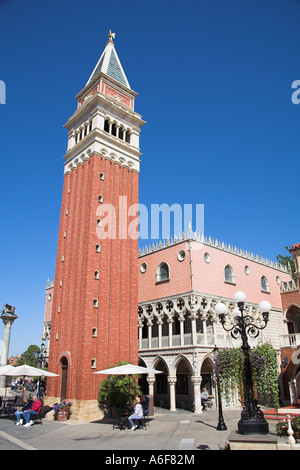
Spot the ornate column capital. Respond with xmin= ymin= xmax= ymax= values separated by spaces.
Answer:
xmin=147 ymin=377 xmax=156 ymax=385
xmin=0 ymin=313 xmax=18 ymax=327
xmin=167 ymin=376 xmax=177 ymax=385
xmin=191 ymin=376 xmax=202 ymax=385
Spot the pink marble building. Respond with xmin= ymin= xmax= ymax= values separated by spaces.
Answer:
xmin=137 ymin=233 xmax=293 ymax=412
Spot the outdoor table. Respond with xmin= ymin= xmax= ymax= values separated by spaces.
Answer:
xmin=0 ymin=397 xmax=17 ymax=415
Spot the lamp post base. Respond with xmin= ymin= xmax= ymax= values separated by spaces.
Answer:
xmin=238 ymin=418 xmax=269 ymax=435
xmin=217 ymin=420 xmax=227 ymax=431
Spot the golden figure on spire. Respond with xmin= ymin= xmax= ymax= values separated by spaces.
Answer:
xmin=107 ymin=30 xmax=116 ymax=42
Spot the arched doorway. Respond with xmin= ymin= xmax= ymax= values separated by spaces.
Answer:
xmin=286 ymin=305 xmax=300 ymax=336
xmin=200 ymin=357 xmax=214 ymax=395
xmin=60 ymin=357 xmax=68 ymax=401
xmin=138 ymin=358 xmax=149 ymax=395
xmin=154 ymin=359 xmax=169 ymax=408
xmin=176 ymin=358 xmax=193 ymax=410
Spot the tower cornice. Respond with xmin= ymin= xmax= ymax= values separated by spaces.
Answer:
xmin=63 ymin=128 xmax=142 ymax=174
xmin=76 ymin=72 xmax=138 ymax=103
xmin=64 ymin=91 xmax=145 ymax=131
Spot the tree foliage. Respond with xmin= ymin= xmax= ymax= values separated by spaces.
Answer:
xmin=98 ymin=362 xmax=141 ymax=409
xmin=17 ymin=345 xmax=40 ymax=367
xmin=277 ymin=246 xmax=296 ymax=279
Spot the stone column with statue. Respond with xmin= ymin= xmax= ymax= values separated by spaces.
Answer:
xmin=0 ymin=305 xmax=18 ymax=388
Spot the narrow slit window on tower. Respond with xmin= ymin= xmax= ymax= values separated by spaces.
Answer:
xmin=94 ymin=270 xmax=99 ymax=279
xmin=99 ymin=172 xmax=104 ymax=181
xmin=91 ymin=358 xmax=96 ymax=369
xmin=96 ymin=244 xmax=101 ymax=253
xmin=111 ymin=123 xmax=117 ymax=136
xmin=104 ymin=119 xmax=110 ymax=133
xmin=92 ymin=327 xmax=97 ymax=337
xmin=93 ymin=298 xmax=98 ymax=308
xmin=89 ymin=120 xmax=92 ymax=132
xmin=98 ymin=194 xmax=103 ymax=203
xmin=97 ymin=219 xmax=102 ymax=227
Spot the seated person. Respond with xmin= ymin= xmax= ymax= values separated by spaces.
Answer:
xmin=128 ymin=399 xmax=143 ymax=430
xmin=15 ymin=396 xmax=33 ymax=425
xmin=140 ymin=395 xmax=149 ymax=415
xmin=138 ymin=395 xmax=150 ymax=428
xmin=22 ymin=396 xmax=42 ymax=427
xmin=201 ymin=387 xmax=209 ymax=408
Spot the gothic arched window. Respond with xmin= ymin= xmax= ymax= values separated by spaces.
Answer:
xmin=157 ymin=262 xmax=170 ymax=282
xmin=224 ymin=265 xmax=235 ymax=283
xmin=261 ymin=276 xmax=269 ymax=292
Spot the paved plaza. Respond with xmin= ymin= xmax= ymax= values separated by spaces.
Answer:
xmin=0 ymin=407 xmax=278 ymax=451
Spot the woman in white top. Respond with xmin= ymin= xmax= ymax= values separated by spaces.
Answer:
xmin=128 ymin=399 xmax=144 ymax=430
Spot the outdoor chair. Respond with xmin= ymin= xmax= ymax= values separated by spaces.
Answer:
xmin=13 ymin=403 xmax=45 ymax=426
xmin=30 ymin=411 xmax=43 ymax=425
xmin=137 ymin=410 xmax=150 ymax=430
xmin=14 ymin=396 xmax=24 ymax=410
xmin=3 ymin=396 xmax=17 ymax=415
xmin=13 ymin=410 xmax=43 ymax=426
xmin=202 ymin=396 xmax=214 ymax=410
xmin=113 ymin=415 xmax=130 ymax=430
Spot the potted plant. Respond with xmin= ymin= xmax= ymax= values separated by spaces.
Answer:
xmin=98 ymin=372 xmax=141 ymax=418
xmin=53 ymin=399 xmax=73 ymax=421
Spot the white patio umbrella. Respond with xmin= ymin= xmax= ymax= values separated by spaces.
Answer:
xmin=5 ymin=364 xmax=59 ymax=378
xmin=93 ymin=363 xmax=162 ymax=405
xmin=93 ymin=363 xmax=161 ymax=376
xmin=0 ymin=365 xmax=17 ymax=399
xmin=0 ymin=365 xmax=17 ymax=375
xmin=4 ymin=364 xmax=59 ymax=400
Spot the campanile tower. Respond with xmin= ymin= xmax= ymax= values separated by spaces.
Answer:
xmin=46 ymin=32 xmax=145 ymax=420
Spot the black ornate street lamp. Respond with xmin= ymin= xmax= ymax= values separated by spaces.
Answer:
xmin=213 ymin=345 xmax=227 ymax=431
xmin=214 ymin=291 xmax=271 ymax=435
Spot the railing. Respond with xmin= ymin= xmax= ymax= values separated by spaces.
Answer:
xmin=280 ymin=333 xmax=300 ymax=348
xmin=281 ymin=278 xmax=299 ymax=293
xmin=140 ymin=332 xmax=215 ymax=350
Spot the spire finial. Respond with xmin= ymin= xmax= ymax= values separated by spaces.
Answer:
xmin=107 ymin=30 xmax=116 ymax=43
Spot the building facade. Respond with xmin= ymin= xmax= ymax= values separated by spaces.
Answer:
xmin=279 ymin=244 xmax=300 ymax=406
xmin=136 ymin=233 xmax=293 ymax=412
xmin=45 ymin=33 xmax=145 ymax=420
xmin=43 ymin=32 xmax=297 ymax=418
xmin=44 ymin=234 xmax=295 ymax=414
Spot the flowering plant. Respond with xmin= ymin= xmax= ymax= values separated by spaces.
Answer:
xmin=53 ymin=399 xmax=73 ymax=411
xmin=276 ymin=416 xmax=300 ymax=440
xmin=215 ymin=343 xmax=279 ymax=408
xmin=214 ymin=348 xmax=244 ymax=403
xmin=249 ymin=342 xmax=279 ymax=410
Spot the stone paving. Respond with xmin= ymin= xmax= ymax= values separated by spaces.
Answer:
xmin=0 ymin=407 xmax=279 ymax=451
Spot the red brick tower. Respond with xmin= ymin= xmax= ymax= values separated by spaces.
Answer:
xmin=46 ymin=32 xmax=145 ymax=420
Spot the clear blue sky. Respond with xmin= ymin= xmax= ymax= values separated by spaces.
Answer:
xmin=0 ymin=0 xmax=299 ymax=357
